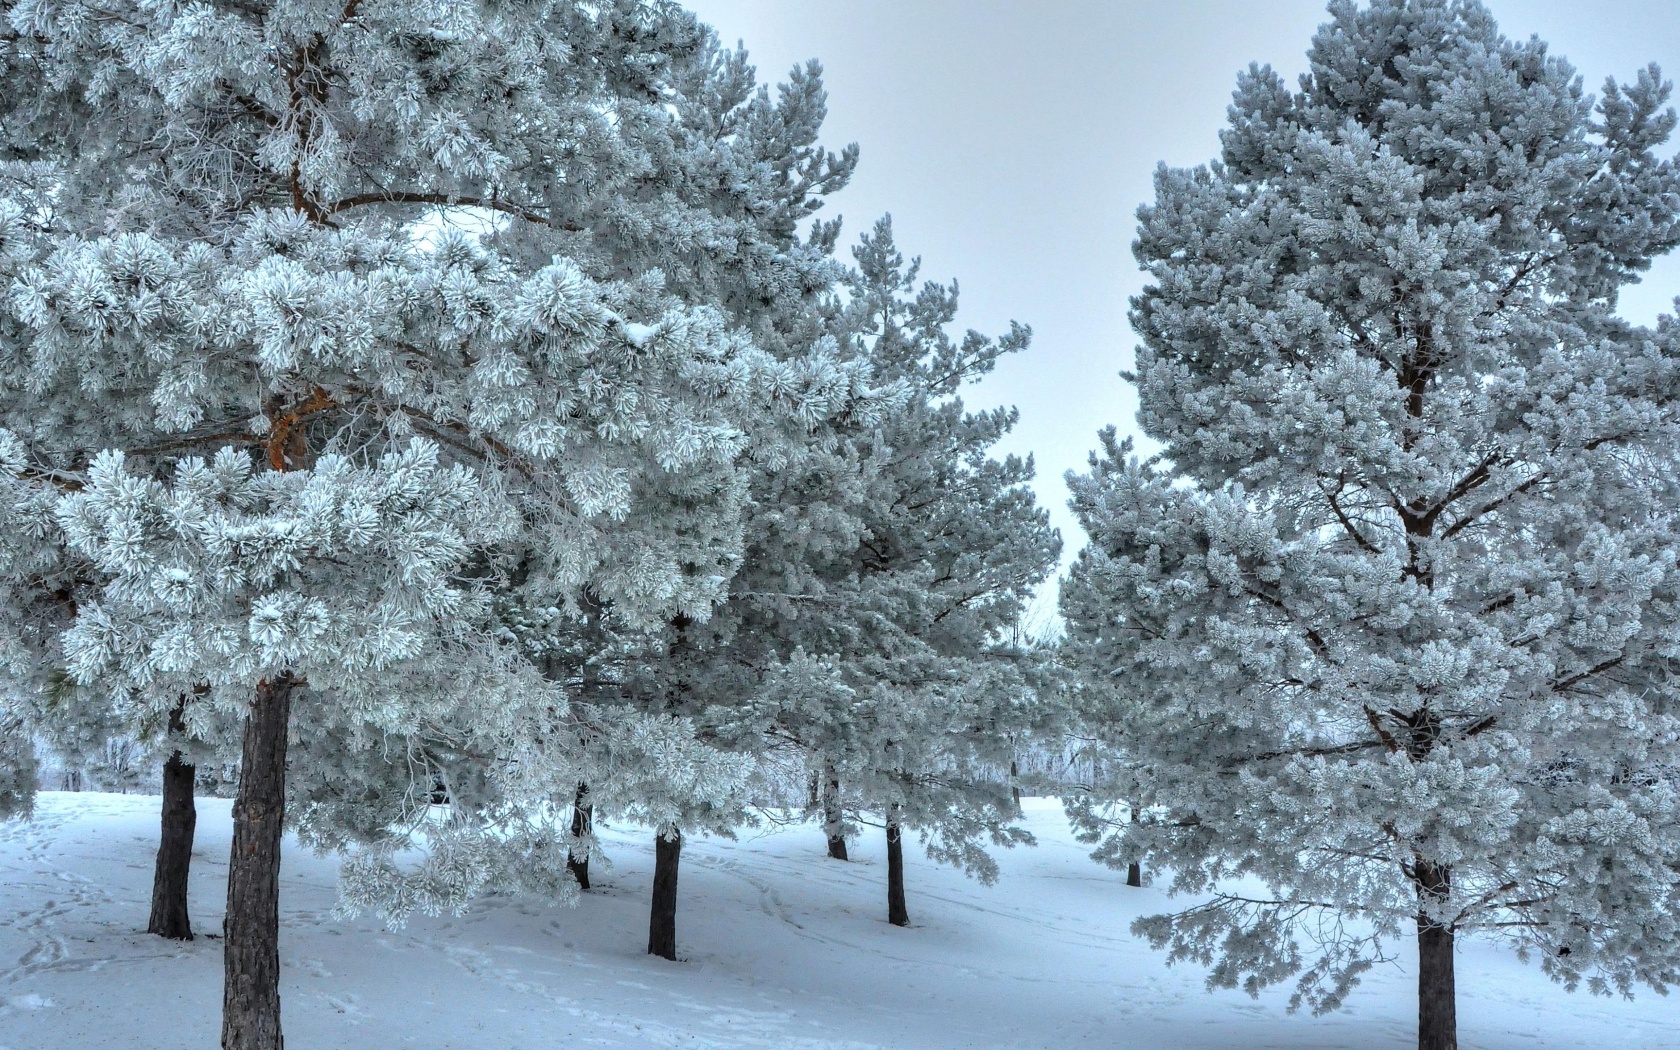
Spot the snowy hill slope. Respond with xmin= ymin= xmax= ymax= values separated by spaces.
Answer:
xmin=0 ymin=793 xmax=1672 ymax=1049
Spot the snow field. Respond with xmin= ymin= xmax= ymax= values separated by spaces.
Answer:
xmin=0 ymin=793 xmax=1673 ymax=1049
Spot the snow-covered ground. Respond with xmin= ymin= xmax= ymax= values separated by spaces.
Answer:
xmin=0 ymin=792 xmax=1672 ymax=1049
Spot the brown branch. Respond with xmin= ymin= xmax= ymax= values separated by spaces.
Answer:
xmin=1421 ymin=451 xmax=1503 ymax=527
xmin=1243 ymin=585 xmax=1331 ymax=659
xmin=14 ymin=466 xmax=84 ymax=492
xmin=1320 ymin=480 xmax=1381 ymax=554
xmin=1441 ymin=433 xmax=1632 ymax=541
xmin=127 ymin=429 xmax=263 ymax=459
xmin=1364 ymin=706 xmax=1402 ymax=754
xmin=1493 ymin=252 xmax=1558 ymax=310
xmin=1228 ymin=739 xmax=1386 ymax=768
xmin=322 ymin=191 xmax=578 ymax=231
xmin=1464 ymin=716 xmax=1499 ymax=738
xmin=394 ymin=405 xmax=515 ymax=461
xmin=1551 ymin=656 xmax=1624 ymax=694
xmin=396 ymin=412 xmax=494 ymax=461
xmin=287 ymin=43 xmax=328 ymax=224
xmin=1491 ymin=897 xmax=1559 ymax=911
xmin=1459 ymin=879 xmax=1523 ymax=918
xmin=267 ymin=387 xmax=337 ymax=471
xmin=1480 ymin=592 xmax=1519 ymax=615
xmin=1438 ymin=469 xmax=1549 ymax=540
xmin=232 ymin=93 xmax=279 ymax=128
xmin=390 ymin=406 xmax=565 ymax=497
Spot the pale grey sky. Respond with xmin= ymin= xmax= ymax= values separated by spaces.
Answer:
xmin=687 ymin=0 xmax=1680 ymax=565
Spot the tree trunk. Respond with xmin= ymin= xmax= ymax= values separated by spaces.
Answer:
xmin=1126 ymin=796 xmax=1145 ymax=886
xmin=886 ymin=807 xmax=909 ymax=927
xmin=1009 ymin=758 xmax=1022 ymax=815
xmin=567 ymin=783 xmax=592 ymax=891
xmin=823 ymin=761 xmax=847 ymax=860
xmin=147 ymin=750 xmax=197 ymax=940
xmin=648 ymin=826 xmax=681 ymax=961
xmin=222 ymin=674 xmax=294 ymax=1050
xmin=1415 ymin=862 xmax=1457 ymax=1050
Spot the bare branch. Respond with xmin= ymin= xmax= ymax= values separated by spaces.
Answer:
xmin=322 ymin=191 xmax=579 ymax=231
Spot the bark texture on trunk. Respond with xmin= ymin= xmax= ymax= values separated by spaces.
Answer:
xmin=147 ymin=750 xmax=197 ymax=940
xmin=567 ymin=783 xmax=593 ymax=891
xmin=1126 ymin=861 xmax=1142 ymax=887
xmin=886 ymin=808 xmax=909 ymax=927
xmin=1415 ymin=862 xmax=1457 ymax=1050
xmin=1009 ymin=759 xmax=1022 ymax=815
xmin=222 ymin=674 xmax=295 ymax=1050
xmin=648 ymin=827 xmax=681 ymax=961
xmin=823 ymin=762 xmax=847 ymax=860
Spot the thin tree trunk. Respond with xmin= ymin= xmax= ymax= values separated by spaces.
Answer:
xmin=567 ymin=782 xmax=592 ymax=891
xmin=1126 ymin=796 xmax=1145 ymax=886
xmin=886 ymin=806 xmax=909 ymax=927
xmin=147 ymin=750 xmax=197 ymax=939
xmin=648 ymin=826 xmax=681 ymax=961
xmin=222 ymin=674 xmax=295 ymax=1050
xmin=823 ymin=761 xmax=847 ymax=860
xmin=1415 ymin=862 xmax=1457 ymax=1050
xmin=1009 ymin=758 xmax=1022 ymax=815
xmin=806 ymin=769 xmax=820 ymax=810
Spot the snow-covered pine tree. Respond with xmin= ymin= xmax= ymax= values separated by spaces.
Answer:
xmin=276 ymin=31 xmax=882 ymax=956
xmin=0 ymin=0 xmax=875 ymax=1044
xmin=667 ymin=217 xmax=1061 ymax=926
xmin=810 ymin=219 xmax=1060 ymax=925
xmin=1061 ymin=3 xmax=1680 ymax=1048
xmin=590 ymin=703 xmax=758 ymax=960
xmin=0 ymin=197 xmax=233 ymax=934
xmin=522 ymin=33 xmax=879 ymax=958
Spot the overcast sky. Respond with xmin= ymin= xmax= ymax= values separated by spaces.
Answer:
xmin=686 ymin=0 xmax=1680 ymax=576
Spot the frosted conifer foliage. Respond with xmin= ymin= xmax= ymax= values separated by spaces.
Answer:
xmin=1062 ymin=2 xmax=1680 ymax=1047
xmin=0 ymin=0 xmax=879 ymax=807
xmin=789 ymin=221 xmax=1061 ymax=889
xmin=54 ymin=440 xmax=516 ymax=717
xmin=0 ymin=1 xmax=884 ymax=1044
xmin=674 ymin=219 xmax=1061 ymax=909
